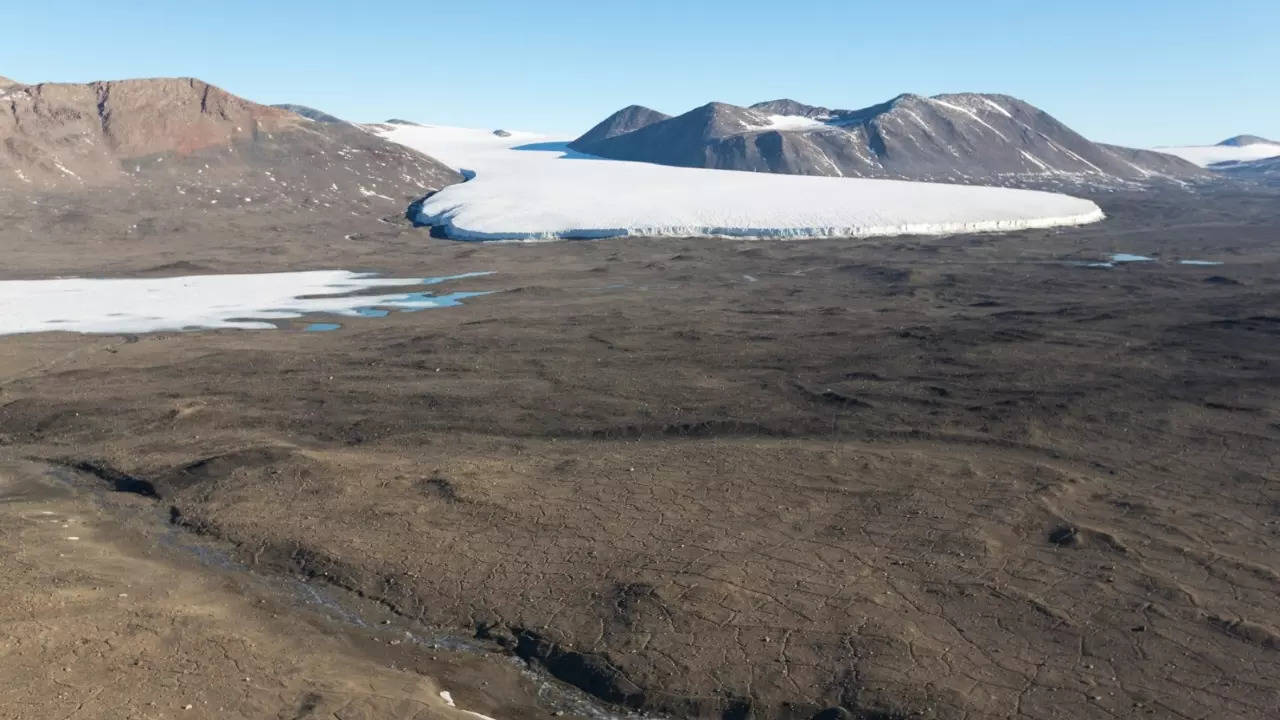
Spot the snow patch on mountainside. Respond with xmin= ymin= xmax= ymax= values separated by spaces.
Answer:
xmin=1156 ymin=143 xmax=1280 ymax=167
xmin=375 ymin=124 xmax=1104 ymax=241
xmin=760 ymin=115 xmax=828 ymax=131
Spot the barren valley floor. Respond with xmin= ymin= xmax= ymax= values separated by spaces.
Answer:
xmin=1 ymin=186 xmax=1278 ymax=719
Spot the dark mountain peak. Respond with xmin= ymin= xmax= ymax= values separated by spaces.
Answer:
xmin=569 ymin=90 xmax=1208 ymax=187
xmin=1218 ymin=134 xmax=1276 ymax=146
xmin=571 ymin=104 xmax=670 ymax=147
xmin=682 ymin=102 xmax=769 ymax=131
xmin=609 ymin=104 xmax=667 ymax=119
xmin=569 ymin=101 xmax=767 ymax=166
xmin=273 ymin=103 xmax=345 ymax=123
xmin=688 ymin=101 xmax=751 ymax=117
xmin=384 ymin=118 xmax=422 ymax=126
xmin=750 ymin=99 xmax=834 ymax=118
xmin=891 ymin=92 xmax=927 ymax=103
xmin=589 ymin=101 xmax=770 ymax=145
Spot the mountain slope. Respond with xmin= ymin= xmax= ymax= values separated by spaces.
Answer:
xmin=571 ymin=105 xmax=671 ymax=147
xmin=272 ymin=103 xmax=346 ymax=124
xmin=1214 ymin=154 xmax=1280 ymax=184
xmin=0 ymin=76 xmax=463 ymax=276
xmin=570 ymin=93 xmax=1208 ymax=187
xmin=0 ymin=77 xmax=458 ymax=197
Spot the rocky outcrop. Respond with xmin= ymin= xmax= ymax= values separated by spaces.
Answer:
xmin=0 ymin=77 xmax=458 ymax=195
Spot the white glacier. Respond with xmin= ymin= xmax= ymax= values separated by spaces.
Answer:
xmin=373 ymin=124 xmax=1105 ymax=242
xmin=1155 ymin=143 xmax=1280 ymax=167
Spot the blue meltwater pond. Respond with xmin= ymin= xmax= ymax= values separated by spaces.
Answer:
xmin=0 ymin=270 xmax=497 ymax=336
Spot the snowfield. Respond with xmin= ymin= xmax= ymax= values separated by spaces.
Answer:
xmin=373 ymin=124 xmax=1105 ymax=241
xmin=0 ymin=271 xmax=492 ymax=336
xmin=1156 ymin=143 xmax=1280 ymax=168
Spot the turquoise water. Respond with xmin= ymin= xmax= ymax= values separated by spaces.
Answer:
xmin=373 ymin=291 xmax=495 ymax=313
xmin=302 ymin=287 xmax=497 ymax=333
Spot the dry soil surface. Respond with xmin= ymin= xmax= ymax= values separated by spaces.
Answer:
xmin=1 ymin=185 xmax=1278 ymax=719
xmin=0 ymin=457 xmax=603 ymax=720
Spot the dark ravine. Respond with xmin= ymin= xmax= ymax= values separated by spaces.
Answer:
xmin=37 ymin=456 xmax=657 ymax=720
xmin=1 ymin=459 xmax=544 ymax=720
xmin=49 ymin=447 xmax=920 ymax=720
xmin=168 ymin=500 xmax=896 ymax=720
xmin=49 ymin=457 xmax=160 ymax=497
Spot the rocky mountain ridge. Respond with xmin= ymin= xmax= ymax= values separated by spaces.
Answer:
xmin=569 ymin=93 xmax=1209 ymax=189
xmin=0 ymin=76 xmax=458 ymax=198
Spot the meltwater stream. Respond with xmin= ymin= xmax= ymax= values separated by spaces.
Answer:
xmin=0 ymin=270 xmax=495 ymax=336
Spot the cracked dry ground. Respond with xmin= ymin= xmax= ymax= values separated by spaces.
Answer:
xmin=1 ymin=188 xmax=1278 ymax=719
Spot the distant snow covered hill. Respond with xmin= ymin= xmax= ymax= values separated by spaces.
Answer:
xmin=567 ymin=94 xmax=1207 ymax=190
xmin=1155 ymin=136 xmax=1280 ymax=168
xmin=372 ymin=123 xmax=1104 ymax=242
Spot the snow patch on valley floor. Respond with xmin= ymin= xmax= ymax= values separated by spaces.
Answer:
xmin=439 ymin=690 xmax=499 ymax=720
xmin=374 ymin=124 xmax=1104 ymax=241
xmin=0 ymin=271 xmax=493 ymax=336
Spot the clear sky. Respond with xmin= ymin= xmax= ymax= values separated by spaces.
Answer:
xmin=2 ymin=0 xmax=1276 ymax=146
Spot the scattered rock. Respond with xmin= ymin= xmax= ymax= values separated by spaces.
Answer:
xmin=1049 ymin=525 xmax=1081 ymax=547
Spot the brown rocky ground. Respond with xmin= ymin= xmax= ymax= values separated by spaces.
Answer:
xmin=0 ymin=458 xmax=570 ymax=720
xmin=1 ymin=185 xmax=1278 ymax=719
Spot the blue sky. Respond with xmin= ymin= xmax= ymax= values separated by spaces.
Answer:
xmin=2 ymin=1 xmax=1276 ymax=146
